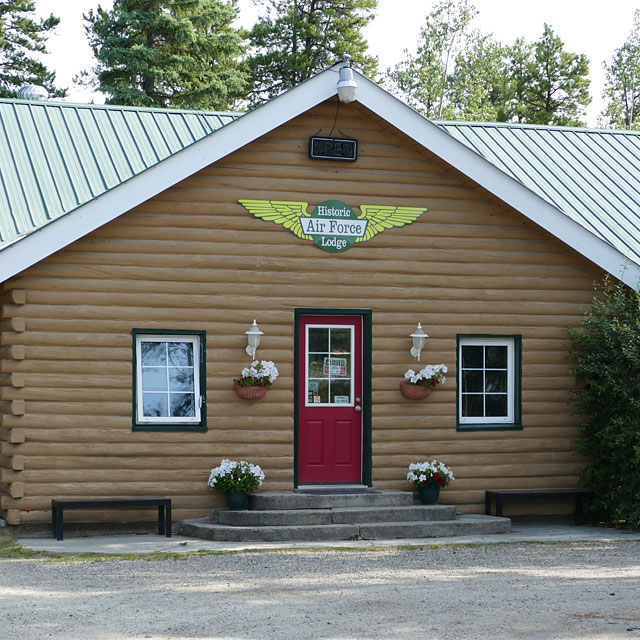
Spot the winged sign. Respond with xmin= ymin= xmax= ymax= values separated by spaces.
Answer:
xmin=238 ymin=199 xmax=427 ymax=253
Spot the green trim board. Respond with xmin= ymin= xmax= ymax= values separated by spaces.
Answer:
xmin=293 ymin=308 xmax=372 ymax=487
xmin=132 ymin=329 xmax=207 ymax=432
xmin=456 ymin=334 xmax=522 ymax=431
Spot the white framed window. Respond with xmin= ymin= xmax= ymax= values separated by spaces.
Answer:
xmin=133 ymin=331 xmax=206 ymax=430
xmin=305 ymin=324 xmax=354 ymax=406
xmin=457 ymin=336 xmax=521 ymax=429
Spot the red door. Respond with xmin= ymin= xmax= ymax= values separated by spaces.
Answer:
xmin=298 ymin=315 xmax=363 ymax=484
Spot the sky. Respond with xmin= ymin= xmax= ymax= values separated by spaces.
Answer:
xmin=32 ymin=0 xmax=640 ymax=126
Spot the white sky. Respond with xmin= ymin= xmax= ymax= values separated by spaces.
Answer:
xmin=33 ymin=0 xmax=640 ymax=125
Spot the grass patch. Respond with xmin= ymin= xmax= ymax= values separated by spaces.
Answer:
xmin=0 ymin=526 xmax=42 ymax=559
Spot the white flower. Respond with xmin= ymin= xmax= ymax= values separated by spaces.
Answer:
xmin=403 ymin=364 xmax=448 ymax=386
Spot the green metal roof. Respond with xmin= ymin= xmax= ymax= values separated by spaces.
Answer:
xmin=437 ymin=121 xmax=640 ymax=268
xmin=0 ymin=98 xmax=240 ymax=246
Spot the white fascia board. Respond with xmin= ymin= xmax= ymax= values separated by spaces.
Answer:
xmin=354 ymin=75 xmax=640 ymax=290
xmin=0 ymin=67 xmax=341 ymax=284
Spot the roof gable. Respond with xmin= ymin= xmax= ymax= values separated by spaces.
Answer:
xmin=0 ymin=65 xmax=638 ymax=290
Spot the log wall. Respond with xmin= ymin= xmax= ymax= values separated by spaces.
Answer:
xmin=1 ymin=99 xmax=601 ymax=524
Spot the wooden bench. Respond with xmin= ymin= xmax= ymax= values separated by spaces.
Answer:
xmin=485 ymin=489 xmax=594 ymax=521
xmin=51 ymin=497 xmax=172 ymax=541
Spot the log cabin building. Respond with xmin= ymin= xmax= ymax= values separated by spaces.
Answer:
xmin=1 ymin=63 xmax=639 ymax=529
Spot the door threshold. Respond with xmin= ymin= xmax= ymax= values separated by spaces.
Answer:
xmin=296 ymin=484 xmax=378 ymax=495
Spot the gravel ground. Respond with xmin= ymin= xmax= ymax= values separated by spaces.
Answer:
xmin=1 ymin=541 xmax=640 ymax=640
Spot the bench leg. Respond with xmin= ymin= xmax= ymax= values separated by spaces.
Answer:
xmin=495 ymin=496 xmax=504 ymax=518
xmin=55 ymin=506 xmax=64 ymax=541
xmin=485 ymin=494 xmax=491 ymax=515
xmin=157 ymin=505 xmax=165 ymax=536
xmin=166 ymin=502 xmax=172 ymax=538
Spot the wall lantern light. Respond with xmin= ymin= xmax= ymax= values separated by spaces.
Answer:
xmin=337 ymin=60 xmax=358 ymax=103
xmin=410 ymin=323 xmax=429 ymax=361
xmin=245 ymin=319 xmax=264 ymax=360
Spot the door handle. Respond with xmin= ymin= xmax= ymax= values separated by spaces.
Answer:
xmin=355 ymin=406 xmax=362 ymax=412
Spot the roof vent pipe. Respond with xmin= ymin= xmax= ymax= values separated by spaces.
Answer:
xmin=17 ymin=85 xmax=49 ymax=101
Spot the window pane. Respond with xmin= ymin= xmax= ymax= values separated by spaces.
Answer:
xmin=168 ymin=342 xmax=193 ymax=366
xmin=462 ymin=345 xmax=483 ymax=368
xmin=169 ymin=368 xmax=194 ymax=392
xmin=316 ymin=379 xmax=329 ymax=403
xmin=485 ymin=346 xmax=507 ymax=369
xmin=486 ymin=394 xmax=508 ymax=417
xmin=462 ymin=370 xmax=484 ymax=393
xmin=331 ymin=379 xmax=351 ymax=403
xmin=330 ymin=328 xmax=351 ymax=353
xmin=462 ymin=394 xmax=484 ymax=417
xmin=170 ymin=394 xmax=195 ymax=417
xmin=485 ymin=371 xmax=507 ymax=393
xmin=142 ymin=367 xmax=167 ymax=391
xmin=309 ymin=328 xmax=328 ymax=352
xmin=308 ymin=354 xmax=328 ymax=378
xmin=141 ymin=342 xmax=166 ymax=366
xmin=143 ymin=393 xmax=168 ymax=417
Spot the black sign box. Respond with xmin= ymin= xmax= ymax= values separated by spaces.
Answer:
xmin=309 ymin=136 xmax=358 ymax=162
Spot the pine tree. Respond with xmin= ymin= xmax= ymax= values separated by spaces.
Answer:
xmin=601 ymin=9 xmax=640 ymax=129
xmin=523 ymin=24 xmax=590 ymax=126
xmin=247 ymin=0 xmax=378 ymax=104
xmin=82 ymin=0 xmax=247 ymax=110
xmin=0 ymin=0 xmax=66 ymax=98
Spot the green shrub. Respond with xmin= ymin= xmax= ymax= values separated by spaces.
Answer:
xmin=567 ymin=278 xmax=640 ymax=527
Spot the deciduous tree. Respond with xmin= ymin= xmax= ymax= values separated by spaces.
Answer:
xmin=601 ymin=9 xmax=640 ymax=129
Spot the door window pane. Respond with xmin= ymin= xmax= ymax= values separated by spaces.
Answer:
xmin=306 ymin=325 xmax=353 ymax=405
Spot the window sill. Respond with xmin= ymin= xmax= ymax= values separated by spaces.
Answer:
xmin=133 ymin=424 xmax=208 ymax=432
xmin=457 ymin=423 xmax=522 ymax=432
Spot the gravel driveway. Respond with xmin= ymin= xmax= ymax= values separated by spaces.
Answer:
xmin=2 ymin=541 xmax=639 ymax=640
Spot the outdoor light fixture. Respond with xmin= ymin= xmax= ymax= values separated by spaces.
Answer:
xmin=336 ymin=60 xmax=358 ymax=103
xmin=245 ymin=319 xmax=264 ymax=359
xmin=410 ymin=323 xmax=429 ymax=361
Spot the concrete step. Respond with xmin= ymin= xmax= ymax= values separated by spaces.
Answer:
xmin=358 ymin=515 xmax=511 ymax=540
xmin=181 ymin=514 xmax=511 ymax=542
xmin=216 ymin=504 xmax=456 ymax=526
xmin=249 ymin=491 xmax=414 ymax=510
xmin=181 ymin=518 xmax=360 ymax=542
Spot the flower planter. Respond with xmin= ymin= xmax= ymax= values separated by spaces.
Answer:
xmin=400 ymin=380 xmax=433 ymax=399
xmin=418 ymin=485 xmax=440 ymax=505
xmin=225 ymin=491 xmax=249 ymax=510
xmin=235 ymin=383 xmax=268 ymax=399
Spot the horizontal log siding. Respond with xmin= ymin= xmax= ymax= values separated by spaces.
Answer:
xmin=3 ymin=99 xmax=600 ymax=523
xmin=0 ymin=287 xmax=26 ymax=524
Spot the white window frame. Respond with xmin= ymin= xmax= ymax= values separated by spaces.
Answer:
xmin=135 ymin=334 xmax=202 ymax=425
xmin=305 ymin=324 xmax=355 ymax=407
xmin=458 ymin=337 xmax=515 ymax=426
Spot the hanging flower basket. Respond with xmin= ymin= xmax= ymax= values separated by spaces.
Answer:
xmin=235 ymin=383 xmax=268 ymax=400
xmin=400 ymin=380 xmax=433 ymax=399
xmin=234 ymin=360 xmax=278 ymax=400
xmin=401 ymin=364 xmax=447 ymax=399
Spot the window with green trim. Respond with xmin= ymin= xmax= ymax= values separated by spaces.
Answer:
xmin=133 ymin=330 xmax=206 ymax=431
xmin=457 ymin=335 xmax=521 ymax=430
